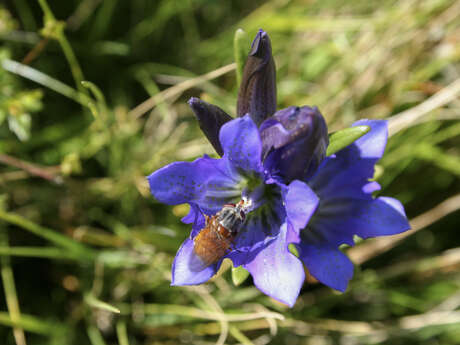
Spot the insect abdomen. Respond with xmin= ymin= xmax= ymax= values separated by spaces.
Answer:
xmin=193 ymin=221 xmax=233 ymax=266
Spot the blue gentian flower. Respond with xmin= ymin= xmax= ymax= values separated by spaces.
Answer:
xmin=147 ymin=29 xmax=410 ymax=306
xmin=149 ymin=114 xmax=305 ymax=304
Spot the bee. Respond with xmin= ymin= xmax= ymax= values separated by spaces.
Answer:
xmin=193 ymin=199 xmax=249 ymax=267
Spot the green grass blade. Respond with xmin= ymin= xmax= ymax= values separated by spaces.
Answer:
xmin=0 ymin=246 xmax=83 ymax=260
xmin=234 ymin=28 xmax=249 ymax=87
xmin=1 ymin=59 xmax=91 ymax=106
xmin=116 ymin=320 xmax=130 ymax=345
xmin=87 ymin=324 xmax=107 ymax=345
xmin=0 ymin=230 xmax=26 ymax=345
xmin=0 ymin=311 xmax=55 ymax=335
xmin=85 ymin=293 xmax=121 ymax=314
xmin=326 ymin=125 xmax=370 ymax=156
xmin=0 ymin=209 xmax=95 ymax=259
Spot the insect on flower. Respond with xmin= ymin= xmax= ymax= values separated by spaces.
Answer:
xmin=193 ymin=199 xmax=251 ymax=268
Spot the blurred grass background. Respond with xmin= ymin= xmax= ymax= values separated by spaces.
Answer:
xmin=0 ymin=0 xmax=459 ymax=344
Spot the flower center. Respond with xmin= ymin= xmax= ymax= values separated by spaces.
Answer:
xmin=241 ymin=182 xmax=284 ymax=237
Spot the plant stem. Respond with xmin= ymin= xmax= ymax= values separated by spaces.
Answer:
xmin=37 ymin=0 xmax=87 ymax=94
xmin=0 ymin=230 xmax=27 ymax=345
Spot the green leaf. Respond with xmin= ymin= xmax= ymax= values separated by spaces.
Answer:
xmin=233 ymin=28 xmax=249 ymax=87
xmin=326 ymin=125 xmax=370 ymax=156
xmin=232 ymin=265 xmax=250 ymax=286
xmin=8 ymin=113 xmax=31 ymax=141
xmin=85 ymin=293 xmax=120 ymax=314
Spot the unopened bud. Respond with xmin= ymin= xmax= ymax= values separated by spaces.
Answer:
xmin=237 ymin=29 xmax=277 ymax=126
xmin=260 ymin=106 xmax=328 ymax=182
xmin=188 ymin=97 xmax=233 ymax=157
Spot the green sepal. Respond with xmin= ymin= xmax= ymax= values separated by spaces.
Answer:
xmin=288 ymin=243 xmax=300 ymax=257
xmin=326 ymin=125 xmax=370 ymax=156
xmin=232 ymin=265 xmax=250 ymax=286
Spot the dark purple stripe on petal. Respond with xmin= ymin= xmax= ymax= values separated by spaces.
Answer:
xmin=147 ymin=156 xmax=242 ymax=214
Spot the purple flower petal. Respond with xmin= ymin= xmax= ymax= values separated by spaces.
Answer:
xmin=304 ymin=218 xmax=355 ymax=248
xmin=228 ymin=217 xmax=274 ymax=267
xmin=309 ymin=155 xmax=376 ymax=201
xmin=181 ymin=203 xmax=201 ymax=224
xmin=298 ymin=243 xmax=353 ymax=292
xmin=171 ymin=238 xmax=220 ymax=286
xmin=303 ymin=196 xmax=410 ymax=247
xmin=148 ymin=156 xmax=242 ymax=214
xmin=306 ymin=120 xmax=409 ymax=246
xmin=181 ymin=204 xmax=206 ymax=238
xmin=344 ymin=196 xmax=410 ymax=239
xmin=219 ymin=115 xmax=262 ymax=173
xmin=284 ymin=180 xmax=319 ymax=232
xmin=309 ymin=120 xmax=388 ymax=200
xmin=352 ymin=119 xmax=388 ymax=160
xmin=244 ymin=223 xmax=305 ymax=307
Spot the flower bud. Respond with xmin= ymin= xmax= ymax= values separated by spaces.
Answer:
xmin=237 ymin=29 xmax=277 ymax=127
xmin=260 ymin=106 xmax=328 ymax=183
xmin=188 ymin=97 xmax=233 ymax=156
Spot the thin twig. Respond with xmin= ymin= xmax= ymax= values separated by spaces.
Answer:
xmin=251 ymin=304 xmax=278 ymax=336
xmin=21 ymin=38 xmax=49 ymax=65
xmin=379 ymin=247 xmax=460 ymax=280
xmin=141 ymin=303 xmax=284 ymax=322
xmin=0 ymin=153 xmax=62 ymax=184
xmin=66 ymin=0 xmax=103 ymax=30
xmin=388 ymin=78 xmax=460 ymax=136
xmin=399 ymin=310 xmax=460 ymax=330
xmin=128 ymin=63 xmax=236 ymax=119
xmin=190 ymin=286 xmax=229 ymax=345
